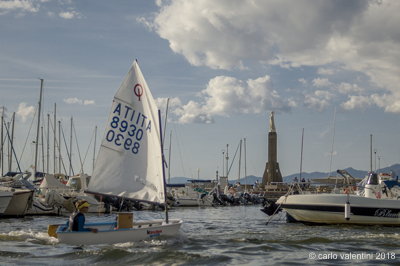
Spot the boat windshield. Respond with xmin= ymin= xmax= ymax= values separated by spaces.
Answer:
xmin=366 ymin=172 xmax=378 ymax=185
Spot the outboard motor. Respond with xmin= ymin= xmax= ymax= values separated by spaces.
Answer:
xmin=261 ymin=200 xmax=282 ymax=216
xmin=365 ymin=172 xmax=380 ymax=198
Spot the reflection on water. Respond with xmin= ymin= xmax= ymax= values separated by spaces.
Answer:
xmin=0 ymin=205 xmax=399 ymax=265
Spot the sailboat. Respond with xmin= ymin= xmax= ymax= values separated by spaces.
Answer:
xmin=54 ymin=60 xmax=182 ymax=245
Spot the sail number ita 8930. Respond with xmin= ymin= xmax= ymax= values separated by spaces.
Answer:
xmin=106 ymin=116 xmax=144 ymax=154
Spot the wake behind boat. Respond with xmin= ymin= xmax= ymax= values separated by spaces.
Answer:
xmin=54 ymin=60 xmax=182 ymax=245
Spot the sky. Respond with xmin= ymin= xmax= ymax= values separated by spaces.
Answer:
xmin=1 ymin=0 xmax=400 ymax=181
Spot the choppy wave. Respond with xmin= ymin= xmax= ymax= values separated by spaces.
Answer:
xmin=0 ymin=206 xmax=399 ymax=265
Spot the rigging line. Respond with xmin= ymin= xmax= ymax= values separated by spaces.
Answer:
xmin=172 ymin=123 xmax=186 ymax=177
xmin=18 ymin=107 xmax=37 ymax=164
xmin=60 ymin=123 xmax=73 ymax=176
xmin=227 ymin=141 xmax=241 ymax=177
xmin=76 ymin=122 xmax=95 ymax=174
xmin=162 ymin=98 xmax=169 ymax=145
xmin=2 ymin=119 xmax=22 ymax=172
xmin=72 ymin=121 xmax=84 ymax=173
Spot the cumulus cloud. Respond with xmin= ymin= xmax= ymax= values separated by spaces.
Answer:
xmin=145 ymin=0 xmax=400 ymax=113
xmin=0 ymin=0 xmax=79 ymax=19
xmin=16 ymin=102 xmax=35 ymax=122
xmin=0 ymin=0 xmax=39 ymax=14
xmin=317 ymin=67 xmax=336 ymax=75
xmin=304 ymin=90 xmax=334 ymax=111
xmin=336 ymin=82 xmax=364 ymax=94
xmin=158 ymin=74 xmax=294 ymax=124
xmin=312 ymin=78 xmax=332 ymax=88
xmin=58 ymin=10 xmax=80 ymax=19
xmin=341 ymin=95 xmax=372 ymax=110
xmin=64 ymin=97 xmax=95 ymax=105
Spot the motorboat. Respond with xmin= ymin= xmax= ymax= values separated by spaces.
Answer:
xmin=274 ymin=171 xmax=400 ymax=225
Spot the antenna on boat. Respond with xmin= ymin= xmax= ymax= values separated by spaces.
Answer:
xmin=299 ymin=128 xmax=304 ymax=180
xmin=328 ymin=107 xmax=336 ymax=178
xmin=370 ymin=134 xmax=373 ymax=172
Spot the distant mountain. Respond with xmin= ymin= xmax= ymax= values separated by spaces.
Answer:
xmin=169 ymin=164 xmax=400 ymax=184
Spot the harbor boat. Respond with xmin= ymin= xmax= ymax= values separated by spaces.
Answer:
xmin=168 ymin=180 xmax=216 ymax=207
xmin=1 ymin=187 xmax=33 ymax=217
xmin=0 ymin=189 xmax=13 ymax=215
xmin=30 ymin=173 xmax=105 ymax=215
xmin=0 ymin=173 xmax=34 ymax=217
xmin=54 ymin=60 xmax=182 ymax=245
xmin=275 ymin=171 xmax=400 ymax=225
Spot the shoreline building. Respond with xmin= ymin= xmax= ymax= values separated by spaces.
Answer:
xmin=261 ymin=111 xmax=283 ymax=186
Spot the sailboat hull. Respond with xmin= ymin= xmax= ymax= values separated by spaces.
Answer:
xmin=2 ymin=189 xmax=33 ymax=217
xmin=56 ymin=219 xmax=183 ymax=245
xmin=0 ymin=190 xmax=13 ymax=214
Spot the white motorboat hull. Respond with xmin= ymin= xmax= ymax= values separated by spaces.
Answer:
xmin=277 ymin=193 xmax=400 ymax=225
xmin=0 ymin=190 xmax=13 ymax=214
xmin=56 ymin=219 xmax=183 ymax=245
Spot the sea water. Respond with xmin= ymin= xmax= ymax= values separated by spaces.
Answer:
xmin=0 ymin=205 xmax=399 ymax=265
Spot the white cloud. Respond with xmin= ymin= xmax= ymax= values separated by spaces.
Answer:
xmin=64 ymin=97 xmax=95 ymax=105
xmin=298 ymin=78 xmax=307 ymax=86
xmin=312 ymin=78 xmax=332 ymax=88
xmin=162 ymin=74 xmax=294 ymax=124
xmin=304 ymin=90 xmax=334 ymax=111
xmin=341 ymin=95 xmax=372 ymax=110
xmin=0 ymin=0 xmax=39 ymax=14
xmin=83 ymin=100 xmax=95 ymax=105
xmin=336 ymin=82 xmax=364 ymax=94
xmin=58 ymin=10 xmax=80 ymax=19
xmin=148 ymin=0 xmax=400 ymax=113
xmin=317 ymin=67 xmax=336 ymax=75
xmin=16 ymin=102 xmax=35 ymax=122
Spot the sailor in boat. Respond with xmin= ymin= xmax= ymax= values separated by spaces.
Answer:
xmin=68 ymin=200 xmax=98 ymax=233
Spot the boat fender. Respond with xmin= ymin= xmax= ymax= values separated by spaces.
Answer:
xmin=344 ymin=201 xmax=351 ymax=221
xmin=375 ymin=191 xmax=382 ymax=199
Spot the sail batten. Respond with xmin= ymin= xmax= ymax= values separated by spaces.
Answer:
xmin=88 ymin=61 xmax=165 ymax=204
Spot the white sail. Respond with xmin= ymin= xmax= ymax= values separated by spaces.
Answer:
xmin=88 ymin=61 xmax=165 ymax=203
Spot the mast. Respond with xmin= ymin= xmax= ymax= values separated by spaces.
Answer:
xmin=0 ymin=109 xmax=3 ymax=176
xmin=53 ymin=103 xmax=57 ymax=174
xmin=41 ymin=126 xmax=45 ymax=172
xmin=47 ymin=113 xmax=50 ymax=173
xmin=244 ymin=138 xmax=247 ymax=192
xmin=158 ymin=110 xmax=169 ymax=223
xmin=8 ymin=112 xmax=15 ymax=172
xmin=222 ymin=151 xmax=225 ymax=177
xmin=238 ymin=139 xmax=242 ymax=183
xmin=92 ymin=125 xmax=97 ymax=173
xmin=225 ymin=144 xmax=229 ymax=180
xmin=299 ymin=128 xmax=304 ymax=180
xmin=58 ymin=120 xmax=61 ymax=174
xmin=34 ymin=79 xmax=43 ymax=180
xmin=69 ymin=117 xmax=73 ymax=176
